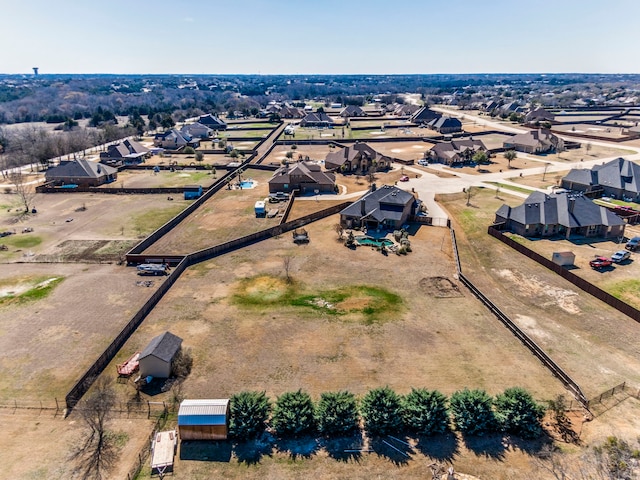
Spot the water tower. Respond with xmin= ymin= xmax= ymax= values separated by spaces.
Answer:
xmin=32 ymin=67 xmax=39 ymax=76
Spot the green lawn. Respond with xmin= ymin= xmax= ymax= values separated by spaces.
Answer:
xmin=0 ymin=234 xmax=42 ymax=249
xmin=487 ymin=182 xmax=536 ymax=195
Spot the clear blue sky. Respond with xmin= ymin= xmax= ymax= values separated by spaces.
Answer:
xmin=2 ymin=0 xmax=639 ymax=74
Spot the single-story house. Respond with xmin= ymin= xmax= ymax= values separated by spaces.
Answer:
xmin=562 ymin=157 xmax=640 ymax=201
xmin=300 ymin=112 xmax=334 ymax=128
xmin=524 ymin=107 xmax=555 ymax=124
xmin=181 ymin=122 xmax=213 ymax=139
xmin=410 ymin=107 xmax=441 ymax=125
xmin=483 ymin=100 xmax=500 ymax=112
xmin=99 ymin=139 xmax=150 ymax=167
xmin=45 ymin=159 xmax=117 ymax=187
xmin=340 ymin=105 xmax=366 ymax=117
xmin=340 ymin=184 xmax=418 ymax=230
xmin=139 ymin=331 xmax=183 ymax=379
xmin=324 ymin=142 xmax=392 ymax=173
xmin=178 ymin=399 xmax=230 ymax=441
xmin=427 ymin=116 xmax=463 ymax=134
xmin=494 ymin=191 xmax=625 ymax=239
xmin=197 ymin=114 xmax=227 ymax=130
xmin=278 ymin=105 xmax=304 ymax=118
xmin=392 ymin=104 xmax=420 ymax=117
xmin=429 ymin=138 xmax=487 ymax=166
xmin=503 ymin=128 xmax=563 ymax=154
xmin=268 ymin=161 xmax=336 ymax=194
xmin=154 ymin=129 xmax=200 ymax=151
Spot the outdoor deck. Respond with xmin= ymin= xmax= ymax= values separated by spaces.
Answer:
xmin=151 ymin=430 xmax=177 ymax=477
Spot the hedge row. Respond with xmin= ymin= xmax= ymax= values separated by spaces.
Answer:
xmin=228 ymin=386 xmax=545 ymax=440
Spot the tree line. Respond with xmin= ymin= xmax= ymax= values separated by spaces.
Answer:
xmin=229 ymin=386 xmax=545 ymax=441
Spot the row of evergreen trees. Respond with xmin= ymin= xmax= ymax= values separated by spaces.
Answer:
xmin=229 ymin=386 xmax=545 ymax=441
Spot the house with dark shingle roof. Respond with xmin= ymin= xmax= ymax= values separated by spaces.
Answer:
xmin=197 ymin=114 xmax=227 ymax=130
xmin=503 ymin=128 xmax=563 ymax=154
xmin=562 ymin=157 xmax=640 ymax=201
xmin=324 ymin=142 xmax=392 ymax=173
xmin=410 ymin=107 xmax=441 ymax=124
xmin=495 ymin=191 xmax=625 ymax=240
xmin=154 ymin=129 xmax=200 ymax=151
xmin=525 ymin=107 xmax=555 ymax=124
xmin=45 ymin=159 xmax=118 ymax=187
xmin=429 ymin=138 xmax=487 ymax=166
xmin=139 ymin=331 xmax=183 ymax=378
xmin=268 ymin=161 xmax=336 ymax=194
xmin=340 ymin=105 xmax=366 ymax=117
xmin=392 ymin=104 xmax=420 ymax=117
xmin=99 ymin=139 xmax=150 ymax=167
xmin=300 ymin=112 xmax=334 ymax=128
xmin=181 ymin=122 xmax=213 ymax=139
xmin=340 ymin=184 xmax=418 ymax=230
xmin=427 ymin=116 xmax=463 ymax=134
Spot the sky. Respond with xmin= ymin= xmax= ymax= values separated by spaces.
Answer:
xmin=2 ymin=0 xmax=640 ymax=75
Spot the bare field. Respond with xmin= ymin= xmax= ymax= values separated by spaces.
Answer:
xmin=145 ymin=169 xmax=280 ymax=254
xmin=111 ymin=217 xmax=564 ymax=405
xmin=507 ymin=171 xmax=570 ymax=190
xmin=261 ymin=144 xmax=333 ymax=165
xmin=369 ymin=141 xmax=433 ymax=160
xmin=440 ymin=190 xmax=640 ymax=395
xmin=0 ymin=192 xmax=190 ymax=262
xmin=0 ymin=263 xmax=160 ymax=401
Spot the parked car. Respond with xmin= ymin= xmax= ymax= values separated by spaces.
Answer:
xmin=589 ymin=256 xmax=613 ymax=269
xmin=268 ymin=192 xmax=290 ymax=203
xmin=399 ymin=175 xmax=409 ymax=182
xmin=418 ymin=159 xmax=429 ymax=166
xmin=625 ymin=237 xmax=640 ymax=251
xmin=611 ymin=250 xmax=631 ymax=263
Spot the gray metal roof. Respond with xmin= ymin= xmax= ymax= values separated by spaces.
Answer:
xmin=139 ymin=331 xmax=182 ymax=363
xmin=178 ymin=399 xmax=229 ymax=425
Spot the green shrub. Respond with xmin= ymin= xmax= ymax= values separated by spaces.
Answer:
xmin=230 ymin=391 xmax=271 ymax=440
xmin=402 ymin=388 xmax=449 ymax=435
xmin=494 ymin=387 xmax=544 ymax=438
xmin=361 ymin=386 xmax=403 ymax=436
xmin=316 ymin=391 xmax=360 ymax=436
xmin=183 ymin=146 xmax=195 ymax=154
xmin=271 ymin=390 xmax=315 ymax=437
xmin=450 ymin=388 xmax=496 ymax=436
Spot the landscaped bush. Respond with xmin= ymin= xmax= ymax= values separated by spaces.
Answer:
xmin=271 ymin=390 xmax=316 ymax=437
xmin=402 ymin=388 xmax=449 ymax=435
xmin=449 ymin=388 xmax=496 ymax=436
xmin=183 ymin=146 xmax=195 ymax=154
xmin=315 ymin=391 xmax=360 ymax=436
xmin=361 ymin=386 xmax=403 ymax=436
xmin=229 ymin=391 xmax=271 ymax=440
xmin=494 ymin=387 xmax=544 ymax=438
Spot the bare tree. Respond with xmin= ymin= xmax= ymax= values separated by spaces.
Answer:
xmin=72 ymin=378 xmax=118 ymax=480
xmin=465 ymin=186 xmax=477 ymax=206
xmin=282 ymin=255 xmax=293 ymax=283
xmin=334 ymin=223 xmax=344 ymax=240
xmin=585 ymin=142 xmax=592 ymax=155
xmin=9 ymin=169 xmax=37 ymax=213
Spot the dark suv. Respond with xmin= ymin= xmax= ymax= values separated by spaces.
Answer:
xmin=625 ymin=237 xmax=640 ymax=251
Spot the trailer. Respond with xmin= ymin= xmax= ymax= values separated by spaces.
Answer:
xmin=151 ymin=430 xmax=177 ymax=478
xmin=137 ymin=263 xmax=170 ymax=276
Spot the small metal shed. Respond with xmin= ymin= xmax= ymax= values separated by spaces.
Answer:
xmin=139 ymin=331 xmax=183 ymax=379
xmin=178 ymin=399 xmax=230 ymax=441
xmin=184 ymin=185 xmax=203 ymax=200
xmin=552 ymin=251 xmax=575 ymax=266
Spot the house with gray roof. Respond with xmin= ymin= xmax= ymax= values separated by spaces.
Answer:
xmin=340 ymin=184 xmax=418 ymax=230
xmin=562 ymin=157 xmax=640 ymax=201
xmin=524 ymin=107 xmax=555 ymax=124
xmin=410 ymin=107 xmax=441 ymax=124
xmin=300 ymin=112 xmax=334 ymax=128
xmin=197 ymin=114 xmax=227 ymax=130
xmin=427 ymin=116 xmax=463 ymax=134
xmin=503 ymin=128 xmax=563 ymax=154
xmin=495 ymin=191 xmax=625 ymax=240
xmin=268 ymin=161 xmax=336 ymax=194
xmin=45 ymin=159 xmax=117 ymax=187
xmin=429 ymin=138 xmax=487 ymax=166
xmin=99 ymin=139 xmax=150 ymax=167
xmin=340 ymin=105 xmax=366 ymax=117
xmin=153 ymin=129 xmax=200 ymax=151
xmin=392 ymin=104 xmax=420 ymax=117
xmin=324 ymin=142 xmax=392 ymax=173
xmin=181 ymin=122 xmax=213 ymax=139
xmin=139 ymin=331 xmax=183 ymax=378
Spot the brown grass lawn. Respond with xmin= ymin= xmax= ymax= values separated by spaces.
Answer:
xmin=440 ymin=189 xmax=640 ymax=395
xmin=507 ymin=171 xmax=570 ymax=190
xmin=101 ymin=169 xmax=219 ymax=189
xmin=262 ymin=145 xmax=333 ymax=165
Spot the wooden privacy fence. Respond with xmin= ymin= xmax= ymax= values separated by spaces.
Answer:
xmin=488 ymin=225 xmax=640 ymax=324
xmin=449 ymin=224 xmax=589 ymax=409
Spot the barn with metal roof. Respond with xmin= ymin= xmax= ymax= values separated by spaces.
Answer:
xmin=178 ymin=399 xmax=230 ymax=441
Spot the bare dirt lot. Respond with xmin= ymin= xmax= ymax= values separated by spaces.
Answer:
xmin=261 ymin=144 xmax=334 ymax=165
xmin=440 ymin=189 xmax=640 ymax=395
xmin=0 ymin=263 xmax=161 ymax=401
xmin=0 ymin=192 xmax=190 ymax=262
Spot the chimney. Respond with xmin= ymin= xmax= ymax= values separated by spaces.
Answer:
xmin=361 ymin=199 xmax=366 ymax=216
xmin=371 ymin=183 xmax=377 ymax=192
xmin=568 ymin=198 xmax=575 ymax=213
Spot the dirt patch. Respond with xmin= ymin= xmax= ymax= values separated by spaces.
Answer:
xmin=419 ymin=276 xmax=463 ymax=298
xmin=35 ymin=239 xmax=136 ymax=263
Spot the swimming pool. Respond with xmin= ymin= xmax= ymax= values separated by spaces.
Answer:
xmin=238 ymin=180 xmax=256 ymax=189
xmin=355 ymin=236 xmax=394 ymax=247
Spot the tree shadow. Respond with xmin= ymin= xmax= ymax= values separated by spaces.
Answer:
xmin=179 ymin=440 xmax=232 ymax=462
xmin=273 ymin=435 xmax=320 ymax=460
xmin=369 ymin=435 xmax=413 ymax=465
xmin=461 ymin=433 xmax=507 ymax=460
xmin=233 ymin=438 xmax=274 ymax=465
xmin=321 ymin=433 xmax=365 ymax=463
xmin=414 ymin=431 xmax=460 ymax=463
xmin=506 ymin=434 xmax=552 ymax=456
